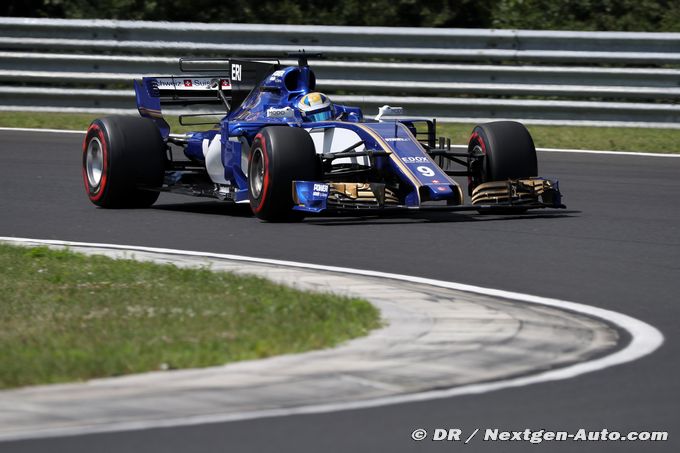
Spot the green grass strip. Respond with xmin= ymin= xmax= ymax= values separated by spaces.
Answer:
xmin=1 ymin=111 xmax=678 ymax=153
xmin=436 ymin=123 xmax=680 ymax=154
xmin=0 ymin=111 xmax=200 ymax=134
xmin=0 ymin=244 xmax=380 ymax=389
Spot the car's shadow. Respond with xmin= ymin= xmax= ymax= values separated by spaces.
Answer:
xmin=305 ymin=210 xmax=579 ymax=226
xmin=152 ymin=200 xmax=579 ymax=225
xmin=152 ymin=201 xmax=253 ymax=217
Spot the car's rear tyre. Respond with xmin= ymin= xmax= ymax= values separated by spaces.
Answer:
xmin=82 ymin=116 xmax=166 ymax=208
xmin=468 ymin=121 xmax=537 ymax=214
xmin=248 ymin=126 xmax=319 ymax=222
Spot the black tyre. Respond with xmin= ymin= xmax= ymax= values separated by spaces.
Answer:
xmin=248 ymin=126 xmax=319 ymax=222
xmin=468 ymin=121 xmax=537 ymax=191
xmin=82 ymin=116 xmax=166 ymax=208
xmin=467 ymin=121 xmax=537 ymax=214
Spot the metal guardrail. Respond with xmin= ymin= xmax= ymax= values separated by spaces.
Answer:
xmin=1 ymin=17 xmax=679 ymax=127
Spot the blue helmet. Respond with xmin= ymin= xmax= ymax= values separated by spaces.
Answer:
xmin=297 ymin=92 xmax=335 ymax=122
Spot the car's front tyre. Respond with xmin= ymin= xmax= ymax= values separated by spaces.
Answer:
xmin=248 ymin=126 xmax=318 ymax=222
xmin=468 ymin=121 xmax=538 ymax=214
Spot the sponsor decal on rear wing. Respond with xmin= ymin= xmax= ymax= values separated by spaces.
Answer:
xmin=133 ymin=76 xmax=231 ymax=136
xmin=135 ymin=57 xmax=279 ymax=107
xmin=133 ymin=58 xmax=280 ymax=132
xmin=153 ymin=77 xmax=231 ymax=91
xmin=144 ymin=76 xmax=231 ymax=102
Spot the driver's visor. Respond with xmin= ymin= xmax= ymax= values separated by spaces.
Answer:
xmin=307 ymin=110 xmax=333 ymax=122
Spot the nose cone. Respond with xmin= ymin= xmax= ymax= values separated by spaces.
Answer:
xmin=421 ymin=183 xmax=463 ymax=205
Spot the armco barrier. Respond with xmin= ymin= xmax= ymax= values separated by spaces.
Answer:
xmin=1 ymin=17 xmax=679 ymax=127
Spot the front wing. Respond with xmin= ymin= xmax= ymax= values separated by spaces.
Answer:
xmin=292 ymin=178 xmax=565 ymax=214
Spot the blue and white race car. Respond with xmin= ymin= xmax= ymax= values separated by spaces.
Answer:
xmin=82 ymin=54 xmax=564 ymax=221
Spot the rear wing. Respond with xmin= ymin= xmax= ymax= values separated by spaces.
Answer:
xmin=134 ymin=58 xmax=280 ymax=134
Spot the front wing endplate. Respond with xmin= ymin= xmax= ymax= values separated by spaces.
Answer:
xmin=471 ymin=178 xmax=563 ymax=208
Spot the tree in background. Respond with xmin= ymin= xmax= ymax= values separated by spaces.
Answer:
xmin=1 ymin=0 xmax=678 ymax=31
xmin=0 ymin=0 xmax=497 ymax=26
xmin=491 ymin=0 xmax=680 ymax=32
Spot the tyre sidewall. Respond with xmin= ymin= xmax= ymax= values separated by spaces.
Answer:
xmin=248 ymin=127 xmax=318 ymax=221
xmin=468 ymin=121 xmax=537 ymax=184
xmin=82 ymin=116 xmax=164 ymax=208
xmin=248 ymin=132 xmax=270 ymax=215
xmin=82 ymin=120 xmax=111 ymax=204
xmin=467 ymin=126 xmax=489 ymax=191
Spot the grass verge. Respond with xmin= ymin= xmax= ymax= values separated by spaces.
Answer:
xmin=435 ymin=123 xmax=680 ymax=154
xmin=0 ymin=111 xmax=678 ymax=153
xmin=0 ymin=243 xmax=380 ymax=389
xmin=0 ymin=111 xmax=201 ymax=134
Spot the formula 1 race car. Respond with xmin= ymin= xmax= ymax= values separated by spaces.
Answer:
xmin=82 ymin=53 xmax=564 ymax=221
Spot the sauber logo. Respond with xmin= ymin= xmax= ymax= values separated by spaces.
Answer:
xmin=231 ymin=64 xmax=242 ymax=82
xmin=269 ymin=69 xmax=285 ymax=82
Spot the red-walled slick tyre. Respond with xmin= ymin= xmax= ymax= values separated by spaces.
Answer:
xmin=82 ymin=116 xmax=165 ymax=208
xmin=467 ymin=121 xmax=538 ymax=214
xmin=248 ymin=126 xmax=318 ymax=222
xmin=467 ymin=120 xmax=538 ymax=192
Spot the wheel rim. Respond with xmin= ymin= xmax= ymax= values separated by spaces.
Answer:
xmin=469 ymin=143 xmax=486 ymax=188
xmin=249 ymin=147 xmax=265 ymax=198
xmin=86 ymin=137 xmax=104 ymax=188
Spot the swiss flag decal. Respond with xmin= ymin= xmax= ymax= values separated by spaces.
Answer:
xmin=183 ymin=80 xmax=192 ymax=87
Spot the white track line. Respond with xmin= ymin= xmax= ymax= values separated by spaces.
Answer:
xmin=0 ymin=236 xmax=664 ymax=436
xmin=449 ymin=143 xmax=678 ymax=157
xmin=1 ymin=126 xmax=678 ymax=157
xmin=0 ymin=126 xmax=85 ymax=134
xmin=537 ymin=147 xmax=680 ymax=158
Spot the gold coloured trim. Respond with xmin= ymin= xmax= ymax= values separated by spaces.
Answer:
xmin=354 ymin=124 xmax=423 ymax=203
xmin=471 ymin=179 xmax=556 ymax=205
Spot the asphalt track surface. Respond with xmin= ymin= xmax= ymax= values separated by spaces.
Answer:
xmin=0 ymin=129 xmax=678 ymax=452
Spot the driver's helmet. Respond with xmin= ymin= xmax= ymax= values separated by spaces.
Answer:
xmin=297 ymin=92 xmax=334 ymax=122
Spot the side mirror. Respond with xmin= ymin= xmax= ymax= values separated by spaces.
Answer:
xmin=375 ymin=105 xmax=405 ymax=121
